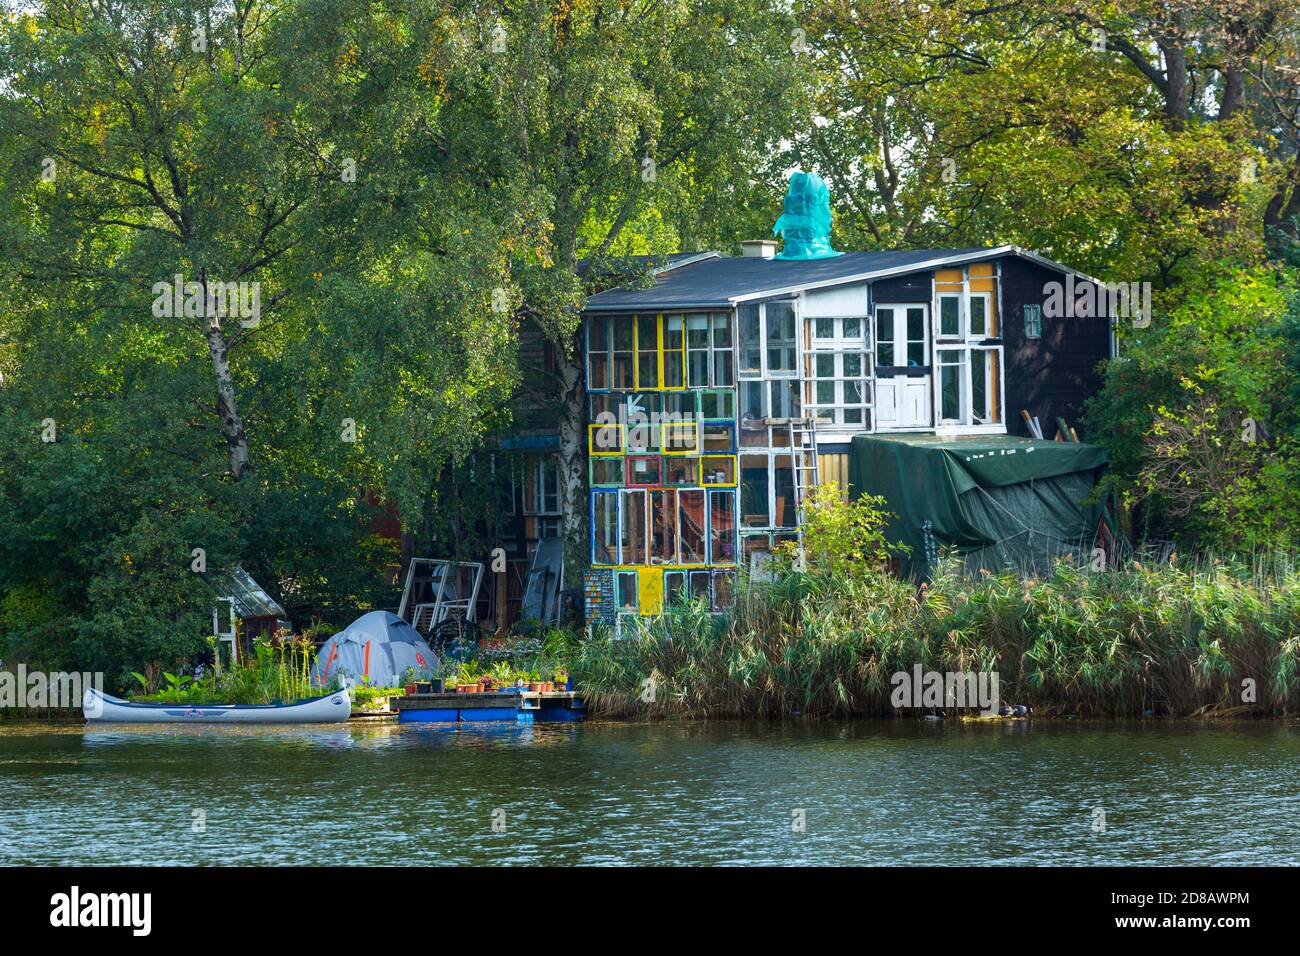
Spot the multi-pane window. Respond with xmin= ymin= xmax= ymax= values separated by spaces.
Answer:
xmin=807 ymin=315 xmax=872 ymax=430
xmin=587 ymin=313 xmax=718 ymax=391
xmin=593 ymin=483 xmax=740 ymax=566
xmin=663 ymin=569 xmax=734 ymax=611
xmin=525 ymin=456 xmax=560 ymax=514
xmin=876 ymin=306 xmax=927 ymax=367
xmin=1024 ymin=303 xmax=1042 ymax=339
xmin=766 ymin=303 xmax=797 ymax=375
xmin=636 ymin=316 xmax=659 ymax=388
xmin=650 ymin=489 xmax=677 ymax=565
xmin=612 ymin=316 xmax=634 ymax=388
xmin=626 ymin=456 xmax=662 ymax=487
xmin=685 ymin=313 xmax=734 ymax=387
xmin=708 ymin=489 xmax=737 ymax=564
xmin=938 ymin=349 xmax=965 ymax=423
xmin=592 ymin=491 xmax=618 ymax=565
xmin=663 ymin=315 xmax=685 ymax=387
xmin=740 ymin=453 xmax=796 ymax=529
xmin=937 ymin=347 xmax=1002 ymax=425
xmin=938 ymin=294 xmax=963 ymax=338
xmin=591 ymin=457 xmax=623 ymax=487
xmin=678 ymin=489 xmax=706 ymax=563
xmin=619 ymin=489 xmax=648 ymax=565
xmin=969 ymin=348 xmax=1002 ymax=424
xmin=738 ymin=301 xmax=799 ymax=378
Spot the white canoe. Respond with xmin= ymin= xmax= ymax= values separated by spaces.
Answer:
xmin=83 ymin=686 xmax=351 ymax=724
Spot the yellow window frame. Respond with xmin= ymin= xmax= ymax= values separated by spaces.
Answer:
xmin=700 ymin=454 xmax=738 ymax=487
xmin=631 ymin=314 xmax=686 ymax=391
xmin=588 ymin=422 xmax=626 ymax=456
xmin=661 ymin=420 xmax=701 ymax=455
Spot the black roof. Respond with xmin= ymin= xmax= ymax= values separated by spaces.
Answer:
xmin=582 ymin=246 xmax=1078 ymax=312
xmin=575 ymin=251 xmax=719 ymax=279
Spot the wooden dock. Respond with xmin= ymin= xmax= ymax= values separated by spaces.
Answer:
xmin=394 ymin=690 xmax=585 ymax=724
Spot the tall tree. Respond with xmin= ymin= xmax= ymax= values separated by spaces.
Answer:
xmin=418 ymin=0 xmax=810 ymax=570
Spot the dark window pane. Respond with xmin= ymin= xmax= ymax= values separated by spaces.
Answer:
xmin=678 ymin=490 xmax=706 ymax=563
xmin=970 ymin=296 xmax=987 ymax=336
xmin=738 ymin=304 xmax=761 ymax=374
xmin=940 ymin=297 xmax=960 ymax=336
xmin=773 ymin=456 xmax=795 ymax=527
xmin=740 ymin=455 xmax=769 ymax=527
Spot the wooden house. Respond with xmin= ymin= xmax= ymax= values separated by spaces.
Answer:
xmin=576 ymin=243 xmax=1115 ymax=628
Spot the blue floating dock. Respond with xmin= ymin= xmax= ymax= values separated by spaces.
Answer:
xmin=395 ymin=690 xmax=585 ymax=724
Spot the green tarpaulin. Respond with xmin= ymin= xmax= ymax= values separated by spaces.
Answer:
xmin=848 ymin=433 xmax=1111 ymax=579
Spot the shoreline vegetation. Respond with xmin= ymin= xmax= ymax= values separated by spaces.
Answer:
xmin=567 ymin=555 xmax=1300 ymax=721
xmin=562 ymin=488 xmax=1300 ymax=721
xmin=5 ymin=495 xmax=1298 ymax=724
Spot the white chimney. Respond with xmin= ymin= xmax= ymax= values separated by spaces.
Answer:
xmin=740 ymin=240 xmax=777 ymax=259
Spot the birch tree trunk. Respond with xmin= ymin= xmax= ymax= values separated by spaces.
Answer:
xmin=556 ymin=344 xmax=586 ymax=580
xmin=200 ymin=270 xmax=252 ymax=480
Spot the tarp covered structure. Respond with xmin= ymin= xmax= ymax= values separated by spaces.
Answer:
xmin=311 ymin=611 xmax=439 ymax=688
xmin=773 ymin=171 xmax=842 ymax=260
xmin=849 ymin=434 xmax=1112 ymax=579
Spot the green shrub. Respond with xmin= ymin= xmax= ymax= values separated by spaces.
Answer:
xmin=567 ymin=553 xmax=1300 ymax=720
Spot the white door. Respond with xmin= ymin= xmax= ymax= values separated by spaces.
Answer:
xmin=873 ymin=304 xmax=931 ymax=429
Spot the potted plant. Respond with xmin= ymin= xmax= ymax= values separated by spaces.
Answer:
xmin=402 ymin=667 xmax=418 ymax=697
xmin=412 ymin=667 xmax=434 ymax=694
xmin=491 ymin=662 xmax=515 ymax=693
xmin=554 ymin=668 xmax=569 ymax=691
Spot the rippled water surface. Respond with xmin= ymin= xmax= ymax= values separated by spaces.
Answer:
xmin=1 ymin=719 xmax=1297 ymax=865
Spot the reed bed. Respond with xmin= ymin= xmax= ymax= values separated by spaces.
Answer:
xmin=567 ymin=556 xmax=1300 ymax=720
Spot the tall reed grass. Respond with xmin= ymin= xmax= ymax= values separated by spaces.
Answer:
xmin=568 ymin=556 xmax=1300 ymax=719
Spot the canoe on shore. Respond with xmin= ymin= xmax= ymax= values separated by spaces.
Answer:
xmin=83 ymin=687 xmax=351 ymax=724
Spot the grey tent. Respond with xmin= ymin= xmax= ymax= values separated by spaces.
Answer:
xmin=312 ymin=611 xmax=439 ymax=688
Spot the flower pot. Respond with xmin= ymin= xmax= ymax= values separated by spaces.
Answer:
xmin=414 ymin=682 xmax=432 ymax=694
xmin=430 ymin=678 xmax=445 ymax=693
xmin=404 ymin=684 xmax=417 ymax=696
xmin=528 ymin=682 xmax=541 ymax=692
xmin=541 ymin=682 xmax=553 ymax=693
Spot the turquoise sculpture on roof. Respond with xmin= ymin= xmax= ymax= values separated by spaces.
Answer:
xmin=772 ymin=171 xmax=842 ymax=260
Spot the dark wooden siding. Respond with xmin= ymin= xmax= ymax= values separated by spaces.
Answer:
xmin=510 ymin=316 xmax=564 ymax=435
xmin=871 ymin=272 xmax=932 ymax=303
xmin=999 ymin=257 xmax=1110 ymax=440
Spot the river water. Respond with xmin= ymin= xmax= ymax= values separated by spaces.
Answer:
xmin=1 ymin=719 xmax=1296 ymax=866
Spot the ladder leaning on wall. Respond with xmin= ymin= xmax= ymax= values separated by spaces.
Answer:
xmin=788 ymin=417 xmax=821 ymax=551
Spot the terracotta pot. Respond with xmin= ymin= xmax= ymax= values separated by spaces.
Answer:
xmin=404 ymin=684 xmax=417 ymax=696
xmin=528 ymin=682 xmax=541 ymax=692
xmin=475 ymin=683 xmax=485 ymax=693
xmin=541 ymin=681 xmax=553 ymax=693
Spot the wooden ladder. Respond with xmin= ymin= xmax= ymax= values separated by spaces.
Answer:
xmin=788 ymin=417 xmax=821 ymax=548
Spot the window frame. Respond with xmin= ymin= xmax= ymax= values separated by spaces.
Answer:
xmin=525 ymin=455 xmax=561 ymax=515
xmin=806 ymin=315 xmax=873 ymax=430
xmin=624 ymin=455 xmax=663 ymax=488
xmin=1024 ymin=303 xmax=1043 ymax=340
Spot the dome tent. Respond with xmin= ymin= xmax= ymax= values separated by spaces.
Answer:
xmin=312 ymin=611 xmax=438 ymax=688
